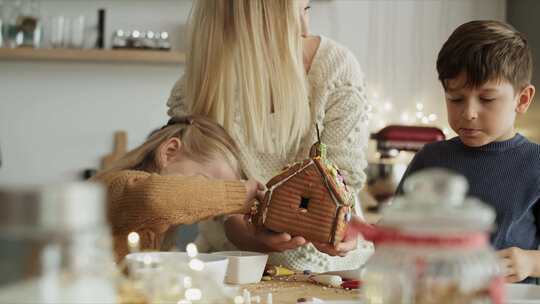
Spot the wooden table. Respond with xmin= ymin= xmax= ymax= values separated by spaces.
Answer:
xmin=242 ymin=275 xmax=360 ymax=303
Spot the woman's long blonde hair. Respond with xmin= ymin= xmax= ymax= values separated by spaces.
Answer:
xmin=185 ymin=0 xmax=311 ymax=155
xmin=96 ymin=115 xmax=242 ymax=178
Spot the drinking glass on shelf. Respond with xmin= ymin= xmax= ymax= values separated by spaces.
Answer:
xmin=0 ymin=18 xmax=3 ymax=48
xmin=49 ymin=15 xmax=64 ymax=48
xmin=69 ymin=15 xmax=84 ymax=48
xmin=1 ymin=0 xmax=4 ymax=48
xmin=3 ymin=0 xmax=23 ymax=48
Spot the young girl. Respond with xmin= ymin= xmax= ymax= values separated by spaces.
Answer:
xmin=92 ymin=115 xmax=263 ymax=261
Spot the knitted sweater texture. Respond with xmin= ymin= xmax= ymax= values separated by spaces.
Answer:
xmin=93 ymin=170 xmax=246 ymax=261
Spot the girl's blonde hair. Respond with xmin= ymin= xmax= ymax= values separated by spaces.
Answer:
xmin=99 ymin=115 xmax=242 ymax=178
xmin=185 ymin=0 xmax=310 ymax=155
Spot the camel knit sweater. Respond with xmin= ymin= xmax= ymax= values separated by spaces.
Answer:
xmin=167 ymin=36 xmax=373 ymax=272
xmin=93 ymin=170 xmax=247 ymax=261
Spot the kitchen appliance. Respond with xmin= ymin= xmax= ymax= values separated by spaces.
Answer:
xmin=366 ymin=125 xmax=445 ymax=208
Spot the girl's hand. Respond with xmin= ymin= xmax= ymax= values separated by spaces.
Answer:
xmin=242 ymin=179 xmax=265 ymax=212
xmin=497 ymin=247 xmax=536 ymax=283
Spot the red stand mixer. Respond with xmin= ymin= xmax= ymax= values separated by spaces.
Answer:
xmin=366 ymin=125 xmax=445 ymax=209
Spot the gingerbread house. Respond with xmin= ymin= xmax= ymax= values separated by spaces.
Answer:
xmin=251 ymin=142 xmax=354 ymax=246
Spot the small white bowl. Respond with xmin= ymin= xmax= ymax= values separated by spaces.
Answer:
xmin=125 ymin=252 xmax=229 ymax=285
xmin=212 ymin=251 xmax=268 ymax=285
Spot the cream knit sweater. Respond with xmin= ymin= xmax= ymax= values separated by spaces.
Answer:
xmin=167 ymin=36 xmax=373 ymax=272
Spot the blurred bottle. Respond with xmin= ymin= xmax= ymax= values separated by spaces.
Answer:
xmin=111 ymin=29 xmax=126 ymax=49
xmin=127 ymin=30 xmax=143 ymax=49
xmin=156 ymin=31 xmax=171 ymax=51
xmin=95 ymin=8 xmax=105 ymax=49
xmin=360 ymin=169 xmax=502 ymax=304
xmin=142 ymin=30 xmax=156 ymax=49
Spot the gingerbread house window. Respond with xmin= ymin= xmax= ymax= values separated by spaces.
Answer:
xmin=299 ymin=196 xmax=311 ymax=210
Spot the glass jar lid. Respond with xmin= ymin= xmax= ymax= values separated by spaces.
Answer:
xmin=380 ymin=168 xmax=495 ymax=234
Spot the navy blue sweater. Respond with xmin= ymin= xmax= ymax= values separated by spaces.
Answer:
xmin=396 ymin=134 xmax=540 ymax=283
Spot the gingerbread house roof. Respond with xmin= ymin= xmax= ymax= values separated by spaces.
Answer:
xmin=265 ymin=157 xmax=352 ymax=207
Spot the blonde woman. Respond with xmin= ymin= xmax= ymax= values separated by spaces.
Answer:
xmin=92 ymin=115 xmax=263 ymax=261
xmin=167 ymin=0 xmax=373 ymax=272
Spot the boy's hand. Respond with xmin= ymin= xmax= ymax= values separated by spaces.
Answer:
xmin=497 ymin=247 xmax=537 ymax=282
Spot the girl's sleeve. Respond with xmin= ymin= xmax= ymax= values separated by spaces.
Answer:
xmin=109 ymin=174 xmax=246 ymax=234
xmin=166 ymin=74 xmax=189 ymax=118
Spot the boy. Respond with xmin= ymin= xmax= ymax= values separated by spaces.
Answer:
xmin=397 ymin=20 xmax=540 ymax=284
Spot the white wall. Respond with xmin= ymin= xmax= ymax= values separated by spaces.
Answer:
xmin=507 ymin=0 xmax=540 ymax=142
xmin=1 ymin=0 xmax=192 ymax=185
xmin=0 ymin=61 xmax=182 ymax=184
xmin=0 ymin=0 xmax=506 ymax=185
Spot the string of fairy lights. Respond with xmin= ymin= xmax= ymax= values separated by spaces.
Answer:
xmin=366 ymin=89 xmax=452 ymax=137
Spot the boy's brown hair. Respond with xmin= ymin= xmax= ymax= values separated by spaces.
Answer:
xmin=437 ymin=20 xmax=533 ymax=92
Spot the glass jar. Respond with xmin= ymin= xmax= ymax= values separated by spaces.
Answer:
xmin=0 ymin=183 xmax=117 ymax=303
xmin=353 ymin=169 xmax=503 ymax=304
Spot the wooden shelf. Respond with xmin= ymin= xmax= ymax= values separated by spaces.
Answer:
xmin=0 ymin=48 xmax=186 ymax=64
